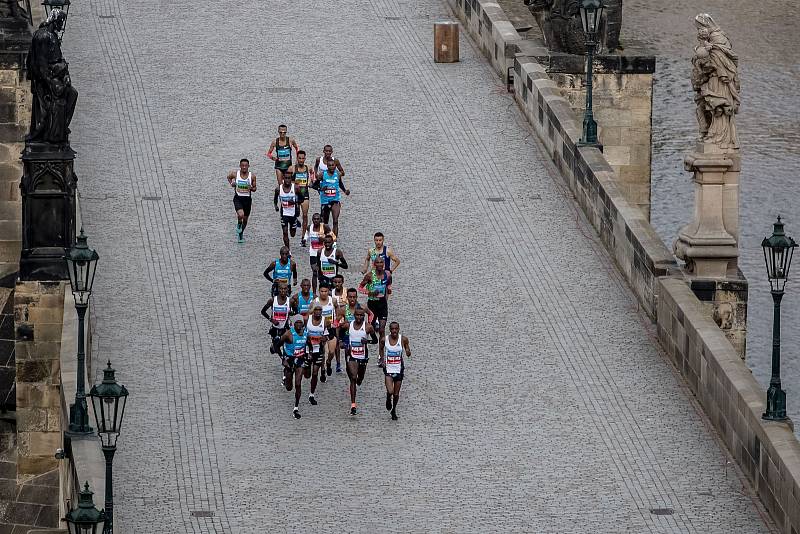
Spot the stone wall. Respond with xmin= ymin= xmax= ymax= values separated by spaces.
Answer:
xmin=0 ymin=17 xmax=30 ymax=287
xmin=0 ymin=288 xmax=13 ymax=410
xmin=446 ymin=1 xmax=798 ymax=532
xmin=658 ymin=278 xmax=800 ymax=532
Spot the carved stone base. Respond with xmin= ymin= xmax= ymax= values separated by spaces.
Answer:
xmin=674 ymin=143 xmax=740 ymax=279
xmin=19 ymin=143 xmax=76 ymax=281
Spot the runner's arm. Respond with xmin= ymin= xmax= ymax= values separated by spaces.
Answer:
xmin=367 ymin=324 xmax=378 ymax=344
xmin=260 ymin=300 xmax=273 ymax=320
xmin=379 ymin=336 xmax=385 ymax=359
xmin=289 ymin=295 xmax=299 ymax=315
xmin=358 ymin=273 xmax=371 ymax=295
xmin=335 ymin=158 xmax=345 ymax=177
xmin=273 ymin=188 xmax=279 ymax=210
xmin=362 ymin=251 xmax=371 ymax=274
xmin=266 ymin=139 xmax=277 ymax=161
xmin=263 ymin=261 xmax=276 ymax=281
xmin=290 ymin=137 xmax=300 ymax=153
xmin=291 ymin=262 xmax=298 ymax=285
xmin=312 ymin=251 xmax=322 ymax=274
xmin=227 ymin=170 xmax=236 ymax=187
xmin=403 ymin=336 xmax=412 ymax=357
xmin=250 ymin=173 xmax=257 ymax=192
xmin=387 ymin=247 xmax=400 ymax=273
xmin=333 ymin=250 xmax=348 ymax=270
xmin=338 ymin=176 xmax=350 ymax=196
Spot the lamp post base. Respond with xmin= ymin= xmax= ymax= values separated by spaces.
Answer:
xmin=762 ymin=384 xmax=788 ymax=422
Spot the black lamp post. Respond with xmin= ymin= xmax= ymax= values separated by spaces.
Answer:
xmin=761 ymin=216 xmax=797 ymax=422
xmin=89 ymin=361 xmax=128 ymax=534
xmin=64 ymin=481 xmax=106 ymax=534
xmin=65 ymin=229 xmax=99 ymax=436
xmin=577 ymin=0 xmax=604 ymax=148
xmin=41 ymin=0 xmax=71 ymax=39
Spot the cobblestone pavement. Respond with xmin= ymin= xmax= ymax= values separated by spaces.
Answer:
xmin=66 ymin=0 xmax=774 ymax=532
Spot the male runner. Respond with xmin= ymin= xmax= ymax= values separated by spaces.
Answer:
xmin=226 ymin=158 xmax=256 ymax=243
xmin=266 ymin=124 xmax=299 ymax=184
xmin=361 ymin=232 xmax=401 ymax=274
xmin=313 ymin=144 xmax=345 ymax=178
xmin=312 ymin=285 xmax=338 ymax=377
xmin=335 ymin=286 xmax=372 ymax=374
xmin=306 ymin=213 xmax=335 ymax=293
xmin=359 ymin=256 xmax=392 ymax=341
xmin=305 ymin=305 xmax=331 ymax=405
xmin=288 ymin=150 xmax=313 ymax=246
xmin=315 ymin=234 xmax=348 ymax=291
xmin=341 ymin=307 xmax=377 ymax=415
xmin=380 ymin=321 xmax=412 ymax=420
xmin=273 ymin=172 xmax=299 ymax=248
xmin=279 ymin=318 xmax=308 ymax=419
xmin=290 ymin=278 xmax=315 ymax=319
xmin=260 ymin=282 xmax=291 ymax=357
xmin=263 ymin=246 xmax=297 ymax=296
xmin=312 ymin=159 xmax=349 ymax=237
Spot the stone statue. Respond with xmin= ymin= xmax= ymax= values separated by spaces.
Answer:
xmin=524 ymin=0 xmax=622 ymax=54
xmin=0 ymin=1 xmax=28 ymax=20
xmin=691 ymin=14 xmax=739 ymax=149
xmin=26 ymin=9 xmax=78 ymax=146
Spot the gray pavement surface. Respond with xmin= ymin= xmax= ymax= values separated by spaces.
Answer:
xmin=67 ymin=0 xmax=774 ymax=532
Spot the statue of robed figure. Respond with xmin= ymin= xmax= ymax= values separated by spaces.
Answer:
xmin=691 ymin=14 xmax=740 ymax=149
xmin=26 ymin=9 xmax=78 ymax=146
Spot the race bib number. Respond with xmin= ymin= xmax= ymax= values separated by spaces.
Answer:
xmin=274 ymin=310 xmax=287 ymax=323
xmin=236 ymin=180 xmax=249 ymax=193
xmin=351 ymin=344 xmax=366 ymax=359
xmin=324 ymin=187 xmax=337 ymax=198
xmin=321 ymin=263 xmax=335 ymax=276
xmin=311 ymin=237 xmax=322 ymax=250
xmin=311 ymin=343 xmax=320 ymax=353
xmin=294 ymin=346 xmax=306 ymax=358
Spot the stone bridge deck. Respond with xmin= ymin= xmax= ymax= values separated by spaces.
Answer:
xmin=67 ymin=0 xmax=772 ymax=532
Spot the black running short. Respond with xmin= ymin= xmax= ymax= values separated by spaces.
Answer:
xmin=367 ymin=298 xmax=388 ymax=321
xmin=296 ymin=188 xmax=309 ymax=203
xmin=269 ymin=326 xmax=287 ymax=341
xmin=233 ymin=195 xmax=252 ymax=216
xmin=280 ymin=215 xmax=298 ymax=228
xmin=308 ymin=351 xmax=325 ymax=365
xmin=310 ymin=256 xmax=319 ymax=268
xmin=384 ymin=371 xmax=404 ymax=382
xmin=348 ymin=357 xmax=369 ymax=366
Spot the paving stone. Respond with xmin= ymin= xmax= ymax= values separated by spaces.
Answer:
xmin=64 ymin=0 xmax=774 ymax=532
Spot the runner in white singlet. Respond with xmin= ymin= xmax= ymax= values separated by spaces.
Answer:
xmin=305 ymin=305 xmax=330 ymax=407
xmin=226 ymin=159 xmax=257 ymax=243
xmin=342 ymin=307 xmax=377 ymax=415
xmin=312 ymin=286 xmax=338 ymax=378
xmin=306 ymin=213 xmax=335 ymax=293
xmin=380 ymin=321 xmax=412 ymax=420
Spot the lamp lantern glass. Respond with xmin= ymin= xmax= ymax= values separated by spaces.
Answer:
xmin=64 ymin=481 xmax=105 ymax=534
xmin=89 ymin=361 xmax=128 ymax=449
xmin=65 ymin=229 xmax=99 ymax=307
xmin=762 ymin=216 xmax=797 ymax=293
xmin=579 ymin=0 xmax=604 ymax=36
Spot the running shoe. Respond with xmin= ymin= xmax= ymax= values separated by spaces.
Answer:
xmin=237 ymin=233 xmax=244 ymax=244
xmin=386 ymin=395 xmax=392 ymax=411
xmin=293 ymin=408 xmax=301 ymax=419
xmin=320 ymin=371 xmax=327 ymax=383
xmin=326 ymin=364 xmax=332 ymax=376
xmin=350 ymin=405 xmax=357 ymax=416
xmin=301 ymin=239 xmax=307 ymax=247
xmin=336 ymin=364 xmax=342 ymax=373
xmin=308 ymin=394 xmax=317 ymax=406
xmin=391 ymin=410 xmax=398 ymax=421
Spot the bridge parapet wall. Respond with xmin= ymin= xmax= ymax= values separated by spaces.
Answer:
xmin=445 ymin=0 xmax=800 ymax=532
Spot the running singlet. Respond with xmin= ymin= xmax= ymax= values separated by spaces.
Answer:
xmin=343 ymin=303 xmax=356 ymax=323
xmin=275 ymin=138 xmax=292 ymax=170
xmin=271 ymin=296 xmax=290 ymax=328
xmin=349 ymin=321 xmax=368 ymax=360
xmin=319 ymin=170 xmax=340 ymax=204
xmin=315 ymin=297 xmax=335 ymax=327
xmin=279 ymin=184 xmax=296 ymax=217
xmin=235 ymin=171 xmax=252 ymax=197
xmin=319 ymin=247 xmax=338 ymax=281
xmin=308 ymin=225 xmax=324 ymax=257
xmin=294 ymin=167 xmax=309 ymax=191
xmin=385 ymin=334 xmax=404 ymax=374
xmin=274 ymin=258 xmax=292 ymax=285
xmin=367 ymin=270 xmax=390 ymax=301
xmin=306 ymin=317 xmax=327 ymax=353
xmin=369 ymin=245 xmax=391 ymax=271
xmin=288 ymin=327 xmax=307 ymax=360
xmin=297 ymin=291 xmax=314 ymax=316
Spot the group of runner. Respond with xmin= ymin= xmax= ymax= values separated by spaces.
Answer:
xmin=227 ymin=125 xmax=412 ymax=421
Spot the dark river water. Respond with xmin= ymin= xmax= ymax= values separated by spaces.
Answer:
xmin=500 ymin=0 xmax=800 ymax=431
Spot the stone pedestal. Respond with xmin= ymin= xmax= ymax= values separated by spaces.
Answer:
xmin=19 ymin=144 xmax=77 ymax=281
xmin=674 ymin=143 xmax=740 ymax=278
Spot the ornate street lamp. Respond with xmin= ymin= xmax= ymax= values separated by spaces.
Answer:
xmin=65 ymin=229 xmax=99 ymax=436
xmin=89 ymin=361 xmax=128 ymax=534
xmin=577 ymin=0 xmax=605 ymax=148
xmin=64 ymin=481 xmax=106 ymax=534
xmin=761 ymin=216 xmax=797 ymax=422
xmin=41 ymin=0 xmax=71 ymax=39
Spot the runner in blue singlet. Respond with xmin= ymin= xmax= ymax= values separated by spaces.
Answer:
xmin=279 ymin=318 xmax=310 ymax=419
xmin=264 ymin=246 xmax=298 ymax=296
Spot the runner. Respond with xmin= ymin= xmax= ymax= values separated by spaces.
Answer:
xmin=306 ymin=213 xmax=335 ymax=293
xmin=335 ymin=286 xmax=370 ymax=375
xmin=260 ymin=282 xmax=291 ymax=357
xmin=289 ymin=278 xmax=315 ymax=319
xmin=226 ymin=158 xmax=256 ymax=244
xmin=342 ymin=307 xmax=377 ymax=415
xmin=330 ymin=275 xmax=347 ymax=373
xmin=288 ymin=151 xmax=313 ymax=246
xmin=315 ymin=234 xmax=348 ymax=291
xmin=312 ymin=159 xmax=349 ymax=237
xmin=263 ymin=246 xmax=298 ymax=296
xmin=380 ymin=321 xmax=412 ymax=420
xmin=279 ymin=318 xmax=308 ymax=419
xmin=312 ymin=285 xmax=339 ymax=377
xmin=359 ymin=255 xmax=392 ymax=342
xmin=266 ymin=124 xmax=299 ymax=185
xmin=361 ymin=232 xmax=401 ymax=274
xmin=273 ymin=171 xmax=299 ymax=248
xmin=313 ymin=144 xmax=346 ymax=178
xmin=305 ymin=305 xmax=330 ymax=405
